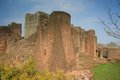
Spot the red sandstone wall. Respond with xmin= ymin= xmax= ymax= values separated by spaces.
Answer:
xmin=9 ymin=23 xmax=22 ymax=41
xmin=51 ymin=11 xmax=75 ymax=70
xmin=35 ymin=11 xmax=76 ymax=71
xmin=71 ymin=28 xmax=97 ymax=57
xmin=0 ymin=22 xmax=22 ymax=53
xmin=85 ymin=30 xmax=97 ymax=57
xmin=0 ymin=38 xmax=7 ymax=53
xmin=72 ymin=27 xmax=81 ymax=54
xmin=108 ymin=48 xmax=120 ymax=59
xmin=35 ymin=13 xmax=50 ymax=70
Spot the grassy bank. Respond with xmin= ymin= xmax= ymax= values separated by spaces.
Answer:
xmin=92 ymin=63 xmax=120 ymax=80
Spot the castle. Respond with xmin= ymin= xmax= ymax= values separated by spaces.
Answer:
xmin=0 ymin=11 xmax=97 ymax=71
xmin=25 ymin=11 xmax=97 ymax=71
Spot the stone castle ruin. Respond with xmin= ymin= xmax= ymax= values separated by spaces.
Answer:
xmin=0 ymin=11 xmax=98 ymax=71
xmin=25 ymin=11 xmax=97 ymax=71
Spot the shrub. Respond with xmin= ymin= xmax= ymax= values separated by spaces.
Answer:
xmin=0 ymin=55 xmax=67 ymax=80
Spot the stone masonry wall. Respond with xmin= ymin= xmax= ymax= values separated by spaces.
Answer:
xmin=98 ymin=47 xmax=120 ymax=59
xmin=108 ymin=48 xmax=120 ymax=59
xmin=0 ymin=22 xmax=22 ymax=53
xmin=71 ymin=27 xmax=97 ymax=57
xmin=85 ymin=30 xmax=97 ymax=57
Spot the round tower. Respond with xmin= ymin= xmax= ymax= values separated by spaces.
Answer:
xmin=50 ymin=11 xmax=71 ymax=26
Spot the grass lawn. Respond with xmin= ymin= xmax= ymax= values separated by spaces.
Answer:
xmin=92 ymin=63 xmax=120 ymax=80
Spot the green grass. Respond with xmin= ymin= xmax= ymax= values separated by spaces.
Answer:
xmin=92 ymin=63 xmax=120 ymax=80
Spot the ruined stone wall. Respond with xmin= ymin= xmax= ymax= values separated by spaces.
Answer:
xmin=0 ymin=38 xmax=7 ymax=53
xmin=0 ymin=22 xmax=22 ymax=41
xmin=99 ymin=47 xmax=120 ymax=59
xmin=85 ymin=30 xmax=97 ymax=57
xmin=72 ymin=27 xmax=82 ymax=54
xmin=108 ymin=48 xmax=120 ymax=59
xmin=71 ymin=27 xmax=97 ymax=57
xmin=0 ymin=22 xmax=22 ymax=53
xmin=8 ymin=23 xmax=22 ymax=41
xmin=35 ymin=12 xmax=51 ymax=70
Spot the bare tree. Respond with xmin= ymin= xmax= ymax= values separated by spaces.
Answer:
xmin=99 ymin=0 xmax=120 ymax=39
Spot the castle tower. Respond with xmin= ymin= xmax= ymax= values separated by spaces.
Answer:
xmin=25 ymin=11 xmax=49 ymax=39
xmin=25 ymin=11 xmax=97 ymax=71
xmin=35 ymin=11 xmax=75 ymax=71
xmin=84 ymin=29 xmax=97 ymax=57
xmin=49 ymin=11 xmax=74 ymax=71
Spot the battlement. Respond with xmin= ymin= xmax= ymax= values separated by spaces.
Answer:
xmin=85 ymin=29 xmax=95 ymax=37
xmin=0 ymin=22 xmax=22 ymax=53
xmin=72 ymin=27 xmax=83 ymax=33
xmin=8 ymin=22 xmax=21 ymax=27
xmin=0 ymin=22 xmax=22 ymax=37
xmin=0 ymin=22 xmax=21 ymax=29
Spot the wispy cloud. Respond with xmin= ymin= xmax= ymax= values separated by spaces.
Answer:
xmin=22 ymin=0 xmax=95 ymax=14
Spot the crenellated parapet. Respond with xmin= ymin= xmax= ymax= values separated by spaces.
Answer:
xmin=0 ymin=22 xmax=22 ymax=41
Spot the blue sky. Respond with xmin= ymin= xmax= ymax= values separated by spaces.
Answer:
xmin=0 ymin=0 xmax=119 ymax=44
